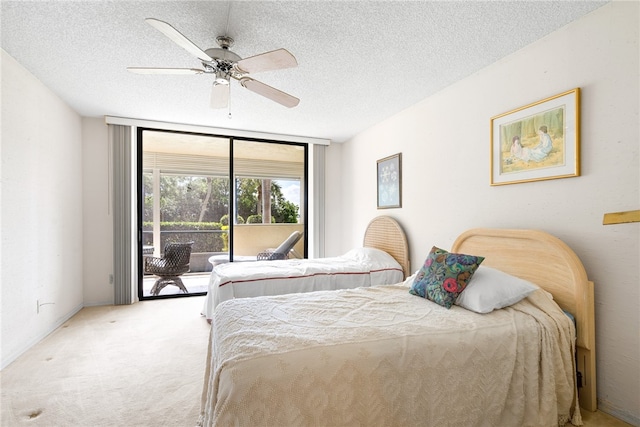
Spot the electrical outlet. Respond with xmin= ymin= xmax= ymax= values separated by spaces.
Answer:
xmin=109 ymin=274 xmax=114 ymax=284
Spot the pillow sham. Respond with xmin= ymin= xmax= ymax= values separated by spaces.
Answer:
xmin=409 ymin=246 xmax=484 ymax=308
xmin=455 ymin=266 xmax=538 ymax=313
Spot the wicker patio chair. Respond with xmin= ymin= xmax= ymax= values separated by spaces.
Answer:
xmin=145 ymin=241 xmax=194 ymax=296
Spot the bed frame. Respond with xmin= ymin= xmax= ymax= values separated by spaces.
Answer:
xmin=452 ymin=228 xmax=596 ymax=412
xmin=363 ymin=216 xmax=410 ymax=278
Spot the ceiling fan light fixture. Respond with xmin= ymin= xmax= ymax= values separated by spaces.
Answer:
xmin=214 ymin=69 xmax=230 ymax=85
xmin=213 ymin=68 xmax=231 ymax=85
xmin=211 ymin=80 xmax=230 ymax=109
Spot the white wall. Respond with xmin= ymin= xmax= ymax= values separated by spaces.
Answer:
xmin=82 ymin=118 xmax=114 ymax=306
xmin=1 ymin=1 xmax=637 ymax=421
xmin=327 ymin=2 xmax=639 ymax=424
xmin=1 ymin=50 xmax=84 ymax=368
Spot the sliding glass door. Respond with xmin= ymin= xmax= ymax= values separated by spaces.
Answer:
xmin=138 ymin=129 xmax=307 ymax=299
xmin=230 ymin=140 xmax=306 ymax=262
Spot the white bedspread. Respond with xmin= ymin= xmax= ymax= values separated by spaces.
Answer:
xmin=199 ymin=283 xmax=580 ymax=427
xmin=201 ymin=247 xmax=403 ymax=320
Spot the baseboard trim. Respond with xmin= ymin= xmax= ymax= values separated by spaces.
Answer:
xmin=0 ymin=303 xmax=84 ymax=371
xmin=598 ymin=399 xmax=640 ymax=426
xmin=82 ymin=301 xmax=117 ymax=307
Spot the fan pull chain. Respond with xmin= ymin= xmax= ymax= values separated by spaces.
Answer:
xmin=228 ymin=82 xmax=232 ymax=119
xmin=226 ymin=1 xmax=233 ymax=120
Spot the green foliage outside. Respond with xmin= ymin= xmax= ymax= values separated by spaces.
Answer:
xmin=235 ymin=178 xmax=299 ymax=223
xmin=142 ymin=175 xmax=300 ymax=253
xmin=220 ymin=214 xmax=245 ymax=226
xmin=220 ymin=225 xmax=229 ymax=252
xmin=144 ymin=175 xmax=299 ymax=225
xmin=247 ymin=215 xmax=273 ymax=224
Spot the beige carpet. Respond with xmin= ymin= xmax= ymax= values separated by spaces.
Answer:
xmin=1 ymin=295 xmax=634 ymax=427
xmin=1 ymin=296 xmax=210 ymax=426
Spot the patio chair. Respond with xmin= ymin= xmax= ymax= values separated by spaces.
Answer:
xmin=208 ymin=230 xmax=303 ymax=266
xmin=256 ymin=230 xmax=303 ymax=260
xmin=145 ymin=241 xmax=194 ymax=296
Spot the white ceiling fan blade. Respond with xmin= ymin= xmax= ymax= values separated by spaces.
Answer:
xmin=145 ymin=18 xmax=213 ymax=62
xmin=240 ymin=78 xmax=299 ymax=108
xmin=127 ymin=67 xmax=204 ymax=75
xmin=210 ymin=82 xmax=230 ymax=109
xmin=235 ymin=48 xmax=298 ymax=74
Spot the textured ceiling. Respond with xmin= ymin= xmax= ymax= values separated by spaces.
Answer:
xmin=1 ymin=1 xmax=607 ymax=143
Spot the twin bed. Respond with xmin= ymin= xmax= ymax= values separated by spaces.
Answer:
xmin=202 ymin=216 xmax=410 ymax=320
xmin=198 ymin=225 xmax=596 ymax=427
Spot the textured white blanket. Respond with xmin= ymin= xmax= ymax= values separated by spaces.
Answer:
xmin=199 ymin=284 xmax=580 ymax=427
xmin=202 ymin=247 xmax=404 ymax=320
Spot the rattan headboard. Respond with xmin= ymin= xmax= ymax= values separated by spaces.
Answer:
xmin=363 ymin=216 xmax=410 ymax=278
xmin=452 ymin=228 xmax=596 ymax=412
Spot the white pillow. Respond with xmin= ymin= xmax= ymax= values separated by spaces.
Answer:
xmin=342 ymin=247 xmax=401 ymax=268
xmin=400 ymin=271 xmax=418 ymax=287
xmin=455 ymin=266 xmax=538 ymax=314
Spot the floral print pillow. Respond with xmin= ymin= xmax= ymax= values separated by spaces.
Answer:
xmin=409 ymin=246 xmax=485 ymax=308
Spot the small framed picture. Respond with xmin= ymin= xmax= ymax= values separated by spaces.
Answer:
xmin=490 ymin=88 xmax=580 ymax=185
xmin=377 ymin=153 xmax=402 ymax=209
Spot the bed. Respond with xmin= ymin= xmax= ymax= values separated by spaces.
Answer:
xmin=201 ymin=216 xmax=410 ymax=320
xmin=198 ymin=228 xmax=596 ymax=426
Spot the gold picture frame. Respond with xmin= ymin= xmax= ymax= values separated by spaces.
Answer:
xmin=377 ymin=153 xmax=402 ymax=209
xmin=490 ymin=88 xmax=580 ymax=186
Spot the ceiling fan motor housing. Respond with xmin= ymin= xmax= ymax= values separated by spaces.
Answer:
xmin=204 ymin=46 xmax=242 ymax=83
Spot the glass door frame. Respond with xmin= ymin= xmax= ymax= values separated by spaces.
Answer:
xmin=136 ymin=127 xmax=308 ymax=300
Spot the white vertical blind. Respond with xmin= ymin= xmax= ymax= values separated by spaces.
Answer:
xmin=311 ymin=144 xmax=325 ymax=258
xmin=110 ymin=124 xmax=136 ymax=305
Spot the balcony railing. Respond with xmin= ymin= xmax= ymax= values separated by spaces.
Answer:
xmin=142 ymin=224 xmax=304 ymax=273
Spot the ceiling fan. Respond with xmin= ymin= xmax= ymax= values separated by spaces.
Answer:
xmin=127 ymin=18 xmax=299 ymax=109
